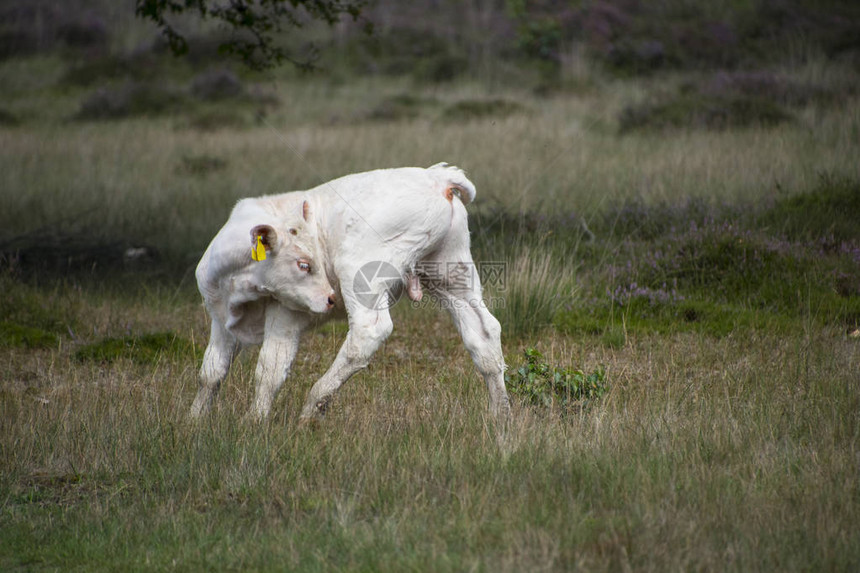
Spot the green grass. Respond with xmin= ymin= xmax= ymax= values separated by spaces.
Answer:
xmin=0 ymin=321 xmax=58 ymax=349
xmin=73 ymin=331 xmax=198 ymax=364
xmin=2 ymin=51 xmax=860 ymax=571
xmin=1 ymin=287 xmax=857 ymax=570
xmin=760 ymin=174 xmax=860 ymax=242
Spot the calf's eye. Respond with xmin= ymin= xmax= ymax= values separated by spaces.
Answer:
xmin=297 ymin=260 xmax=311 ymax=273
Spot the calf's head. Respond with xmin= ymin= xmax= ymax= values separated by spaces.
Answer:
xmin=250 ymin=200 xmax=336 ymax=314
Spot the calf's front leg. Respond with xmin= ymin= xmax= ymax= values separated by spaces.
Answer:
xmin=252 ymin=303 xmax=308 ymax=420
xmin=191 ymin=318 xmax=238 ymax=418
xmin=299 ymin=308 xmax=393 ymax=420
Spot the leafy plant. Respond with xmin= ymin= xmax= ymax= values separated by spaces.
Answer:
xmin=505 ymin=347 xmax=608 ymax=408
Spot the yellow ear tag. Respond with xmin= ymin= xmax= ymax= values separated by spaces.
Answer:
xmin=252 ymin=235 xmax=267 ymax=261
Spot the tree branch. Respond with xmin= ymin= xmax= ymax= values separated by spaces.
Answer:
xmin=135 ymin=0 xmax=367 ymax=71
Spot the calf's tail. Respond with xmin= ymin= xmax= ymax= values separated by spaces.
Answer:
xmin=428 ymin=162 xmax=477 ymax=205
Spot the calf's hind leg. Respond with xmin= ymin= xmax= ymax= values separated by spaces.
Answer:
xmin=191 ymin=318 xmax=239 ymax=418
xmin=429 ymin=269 xmax=511 ymax=423
xmin=421 ymin=203 xmax=511 ymax=423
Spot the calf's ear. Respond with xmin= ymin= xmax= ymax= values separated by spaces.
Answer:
xmin=250 ymin=224 xmax=279 ymax=254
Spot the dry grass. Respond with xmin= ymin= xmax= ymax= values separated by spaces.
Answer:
xmin=2 ymin=57 xmax=860 ymax=570
xmin=1 ymin=279 xmax=858 ymax=571
xmin=2 ymin=76 xmax=859 ymax=261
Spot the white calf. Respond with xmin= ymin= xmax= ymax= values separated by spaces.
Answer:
xmin=192 ymin=163 xmax=510 ymax=423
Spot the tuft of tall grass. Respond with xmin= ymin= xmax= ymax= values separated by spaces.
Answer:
xmin=470 ymin=207 xmax=588 ymax=336
xmin=486 ymin=241 xmax=578 ymax=337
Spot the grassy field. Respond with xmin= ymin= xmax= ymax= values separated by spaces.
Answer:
xmin=2 ymin=48 xmax=860 ymax=571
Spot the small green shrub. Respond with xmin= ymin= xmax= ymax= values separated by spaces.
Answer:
xmin=2 ymin=234 xmax=133 ymax=274
xmin=512 ymin=17 xmax=563 ymax=67
xmin=412 ymin=52 xmax=468 ymax=83
xmin=74 ymin=332 xmax=197 ymax=364
xmin=600 ymin=325 xmax=627 ymax=349
xmin=0 ymin=108 xmax=20 ymax=126
xmin=75 ymin=82 xmax=187 ymax=120
xmin=0 ymin=29 xmax=39 ymax=60
xmin=761 ymin=175 xmax=860 ymax=242
xmin=189 ymin=68 xmax=243 ymax=101
xmin=181 ymin=108 xmax=252 ymax=131
xmin=61 ymin=53 xmax=161 ymax=87
xmin=55 ymin=15 xmax=109 ymax=51
xmin=365 ymin=94 xmax=437 ymax=122
xmin=0 ymin=321 xmax=58 ymax=349
xmin=335 ymin=28 xmax=466 ymax=83
xmin=702 ymin=71 xmax=840 ymax=107
xmin=597 ymin=196 xmax=718 ymax=241
xmin=0 ymin=278 xmax=79 ymax=336
xmin=176 ymin=154 xmax=228 ymax=177
xmin=505 ymin=347 xmax=608 ymax=408
xmin=619 ymin=93 xmax=792 ymax=133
